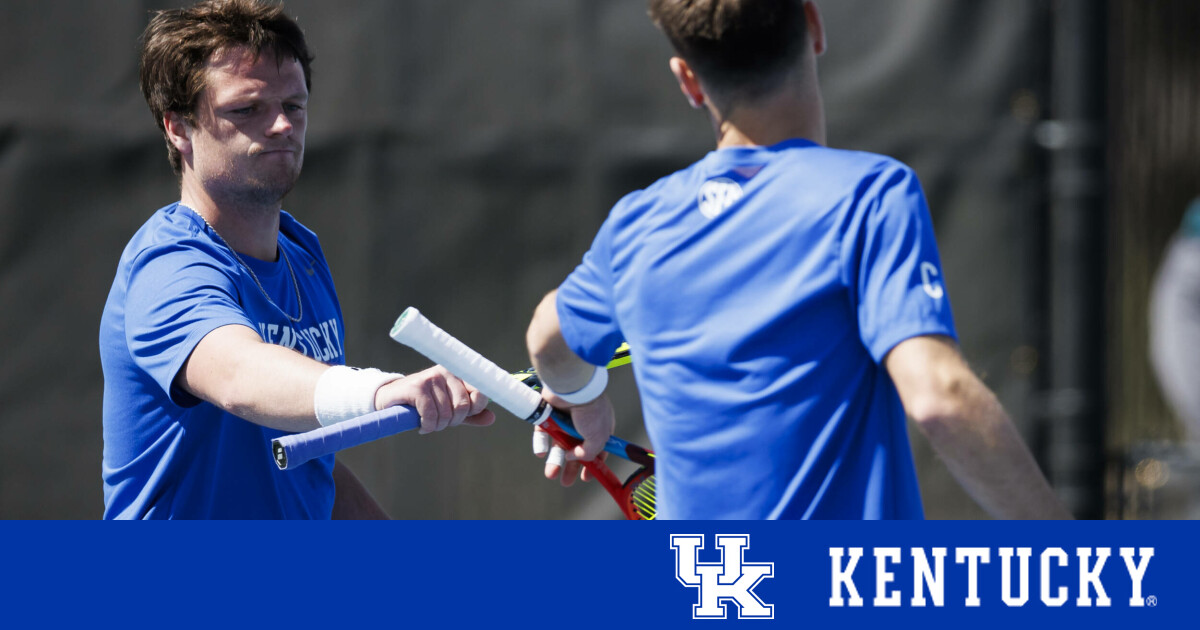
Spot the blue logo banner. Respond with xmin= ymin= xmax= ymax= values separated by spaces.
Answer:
xmin=0 ymin=521 xmax=1189 ymax=628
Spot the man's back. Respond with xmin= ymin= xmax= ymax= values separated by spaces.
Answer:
xmin=556 ymin=139 xmax=956 ymax=518
xmin=530 ymin=0 xmax=1068 ymax=521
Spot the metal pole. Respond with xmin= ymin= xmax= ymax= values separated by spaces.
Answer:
xmin=1035 ymin=0 xmax=1107 ymax=519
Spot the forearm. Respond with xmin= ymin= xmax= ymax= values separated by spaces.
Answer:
xmin=527 ymin=291 xmax=617 ymax=463
xmin=915 ymin=380 xmax=1071 ymax=520
xmin=526 ymin=290 xmax=595 ymax=392
xmin=177 ymin=324 xmax=328 ymax=432
xmin=332 ymin=460 xmax=389 ymax=519
xmin=887 ymin=336 xmax=1071 ymax=520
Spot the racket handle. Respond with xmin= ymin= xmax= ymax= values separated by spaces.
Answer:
xmin=272 ymin=405 xmax=421 ymax=470
xmin=390 ymin=307 xmax=550 ymax=424
xmin=550 ymin=411 xmax=654 ymax=467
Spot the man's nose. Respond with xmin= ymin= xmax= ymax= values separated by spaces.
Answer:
xmin=266 ymin=109 xmax=293 ymax=136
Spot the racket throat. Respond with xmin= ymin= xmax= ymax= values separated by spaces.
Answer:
xmin=526 ymin=399 xmax=552 ymax=426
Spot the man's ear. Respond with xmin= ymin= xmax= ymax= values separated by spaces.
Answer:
xmin=163 ymin=111 xmax=193 ymax=158
xmin=804 ymin=0 xmax=827 ymax=56
xmin=669 ymin=57 xmax=706 ymax=109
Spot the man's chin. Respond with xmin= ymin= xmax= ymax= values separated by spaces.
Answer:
xmin=235 ymin=177 xmax=300 ymax=208
xmin=259 ymin=167 xmax=302 ymax=196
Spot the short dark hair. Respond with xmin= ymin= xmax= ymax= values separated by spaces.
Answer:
xmin=648 ymin=0 xmax=808 ymax=105
xmin=138 ymin=0 xmax=314 ymax=173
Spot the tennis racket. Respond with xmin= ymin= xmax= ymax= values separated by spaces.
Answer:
xmin=270 ymin=346 xmax=640 ymax=471
xmin=270 ymin=310 xmax=656 ymax=519
xmin=388 ymin=307 xmax=656 ymax=520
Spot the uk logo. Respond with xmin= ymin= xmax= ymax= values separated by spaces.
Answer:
xmin=671 ymin=534 xmax=775 ymax=620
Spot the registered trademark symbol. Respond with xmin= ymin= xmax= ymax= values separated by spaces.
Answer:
xmin=1147 ymin=596 xmax=1158 ymax=607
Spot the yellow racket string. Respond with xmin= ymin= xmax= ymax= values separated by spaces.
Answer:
xmin=630 ymin=474 xmax=657 ymax=520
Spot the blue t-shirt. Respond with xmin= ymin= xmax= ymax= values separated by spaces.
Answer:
xmin=100 ymin=203 xmax=347 ymax=519
xmin=556 ymin=139 xmax=957 ymax=519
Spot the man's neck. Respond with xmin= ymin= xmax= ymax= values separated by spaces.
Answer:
xmin=181 ymin=178 xmax=282 ymax=261
xmin=710 ymin=75 xmax=826 ymax=150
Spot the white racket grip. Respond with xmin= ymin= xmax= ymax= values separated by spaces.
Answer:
xmin=389 ymin=307 xmax=551 ymax=425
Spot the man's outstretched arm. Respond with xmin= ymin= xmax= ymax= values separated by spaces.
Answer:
xmin=886 ymin=335 xmax=1072 ymax=519
xmin=177 ymin=324 xmax=494 ymax=433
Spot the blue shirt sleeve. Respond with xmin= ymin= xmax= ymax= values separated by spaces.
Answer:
xmin=840 ymin=163 xmax=957 ymax=363
xmin=555 ymin=212 xmax=625 ymax=367
xmin=124 ymin=241 xmax=257 ymax=406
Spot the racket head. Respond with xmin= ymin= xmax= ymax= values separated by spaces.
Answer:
xmin=623 ymin=467 xmax=657 ymax=520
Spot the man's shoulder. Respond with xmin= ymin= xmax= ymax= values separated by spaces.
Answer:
xmin=121 ymin=203 xmax=206 ymax=260
xmin=789 ymin=144 xmax=914 ymax=180
xmin=650 ymin=142 xmax=915 ymax=186
xmin=781 ymin=147 xmax=924 ymax=214
xmin=624 ymin=144 xmax=915 ymax=203
xmin=116 ymin=203 xmax=236 ymax=281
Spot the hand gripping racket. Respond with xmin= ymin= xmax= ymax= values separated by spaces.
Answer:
xmin=512 ymin=361 xmax=656 ymax=519
xmin=388 ymin=308 xmax=655 ymax=520
xmin=269 ymin=309 xmax=656 ymax=519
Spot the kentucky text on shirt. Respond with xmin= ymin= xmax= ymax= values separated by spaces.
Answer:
xmin=257 ymin=317 xmax=343 ymax=362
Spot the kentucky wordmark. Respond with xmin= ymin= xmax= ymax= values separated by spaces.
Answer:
xmin=829 ymin=547 xmax=1153 ymax=608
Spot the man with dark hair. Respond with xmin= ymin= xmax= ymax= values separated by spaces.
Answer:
xmin=100 ymin=0 xmax=494 ymax=519
xmin=526 ymin=0 xmax=1069 ymax=519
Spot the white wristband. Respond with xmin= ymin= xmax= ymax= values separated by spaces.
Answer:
xmin=543 ymin=365 xmax=608 ymax=406
xmin=313 ymin=365 xmax=404 ymax=427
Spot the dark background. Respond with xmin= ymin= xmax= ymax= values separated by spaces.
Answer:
xmin=0 ymin=0 xmax=1195 ymax=519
